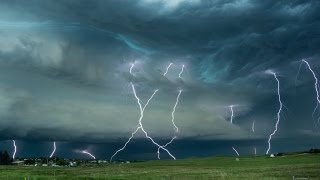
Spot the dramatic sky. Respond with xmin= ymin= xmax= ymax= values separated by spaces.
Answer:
xmin=0 ymin=0 xmax=319 ymax=160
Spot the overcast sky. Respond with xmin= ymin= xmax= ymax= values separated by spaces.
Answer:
xmin=0 ymin=0 xmax=319 ymax=160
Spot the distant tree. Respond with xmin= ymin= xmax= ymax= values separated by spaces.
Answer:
xmin=24 ymin=159 xmax=35 ymax=165
xmin=0 ymin=151 xmax=11 ymax=165
xmin=56 ymin=159 xmax=69 ymax=166
xmin=0 ymin=151 xmax=2 ymax=164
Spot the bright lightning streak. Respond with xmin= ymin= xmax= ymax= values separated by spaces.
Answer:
xmin=172 ymin=90 xmax=182 ymax=132
xmin=12 ymin=140 xmax=17 ymax=159
xmin=232 ymin=147 xmax=240 ymax=156
xmin=229 ymin=105 xmax=234 ymax=124
xmin=110 ymin=83 xmax=176 ymax=161
xmin=81 ymin=150 xmax=96 ymax=159
xmin=178 ymin=65 xmax=184 ymax=78
xmin=254 ymin=147 xmax=257 ymax=155
xmin=163 ymin=63 xmax=173 ymax=76
xmin=252 ymin=120 xmax=255 ymax=133
xmin=266 ymin=72 xmax=283 ymax=155
xmin=302 ymin=59 xmax=320 ymax=127
xmin=49 ymin=141 xmax=56 ymax=158
xmin=129 ymin=63 xmax=135 ymax=75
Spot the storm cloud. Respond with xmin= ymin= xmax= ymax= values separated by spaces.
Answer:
xmin=0 ymin=0 xmax=319 ymax=158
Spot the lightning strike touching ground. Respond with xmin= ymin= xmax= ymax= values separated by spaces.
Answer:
xmin=232 ymin=147 xmax=240 ymax=156
xmin=157 ymin=136 xmax=177 ymax=159
xmin=110 ymin=83 xmax=176 ymax=161
xmin=12 ymin=140 xmax=17 ymax=159
xmin=163 ymin=63 xmax=173 ymax=76
xmin=157 ymin=90 xmax=183 ymax=159
xmin=301 ymin=59 xmax=320 ymax=126
xmin=178 ymin=64 xmax=184 ymax=78
xmin=49 ymin=141 xmax=56 ymax=158
xmin=81 ymin=150 xmax=96 ymax=159
xmin=266 ymin=72 xmax=283 ymax=155
xmin=254 ymin=147 xmax=257 ymax=155
xmin=229 ymin=105 xmax=234 ymax=124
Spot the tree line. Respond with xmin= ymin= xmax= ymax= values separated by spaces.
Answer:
xmin=0 ymin=150 xmax=11 ymax=165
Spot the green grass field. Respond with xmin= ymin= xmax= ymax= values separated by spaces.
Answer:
xmin=0 ymin=154 xmax=319 ymax=179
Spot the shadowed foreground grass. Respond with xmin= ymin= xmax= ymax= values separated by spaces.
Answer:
xmin=0 ymin=154 xmax=319 ymax=179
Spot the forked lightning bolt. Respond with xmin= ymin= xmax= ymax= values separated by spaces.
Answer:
xmin=163 ymin=63 xmax=173 ymax=76
xmin=110 ymin=83 xmax=176 ymax=161
xmin=157 ymin=136 xmax=176 ymax=159
xmin=301 ymin=59 xmax=320 ymax=126
xmin=81 ymin=150 xmax=96 ymax=159
xmin=12 ymin=140 xmax=17 ymax=159
xmin=49 ymin=141 xmax=56 ymax=158
xmin=157 ymin=90 xmax=182 ymax=159
xmin=266 ymin=72 xmax=283 ymax=154
xmin=232 ymin=147 xmax=240 ymax=156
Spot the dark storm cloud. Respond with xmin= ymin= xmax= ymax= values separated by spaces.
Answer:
xmin=0 ymin=0 xmax=319 ymax=158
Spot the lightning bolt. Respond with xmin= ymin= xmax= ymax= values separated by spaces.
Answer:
xmin=229 ymin=105 xmax=234 ymax=124
xmin=266 ymin=72 xmax=283 ymax=155
xmin=163 ymin=63 xmax=173 ymax=76
xmin=178 ymin=65 xmax=185 ymax=78
xmin=301 ymin=59 xmax=320 ymax=127
xmin=157 ymin=90 xmax=182 ymax=159
xmin=111 ymin=83 xmax=176 ymax=161
xmin=12 ymin=140 xmax=17 ymax=159
xmin=129 ymin=63 xmax=135 ymax=75
xmin=252 ymin=120 xmax=256 ymax=156
xmin=171 ymin=90 xmax=182 ymax=132
xmin=81 ymin=150 xmax=96 ymax=159
xmin=252 ymin=120 xmax=255 ymax=133
xmin=232 ymin=147 xmax=240 ymax=156
xmin=49 ymin=141 xmax=56 ymax=158
xmin=157 ymin=136 xmax=176 ymax=159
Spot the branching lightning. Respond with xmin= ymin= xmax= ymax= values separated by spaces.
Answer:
xmin=163 ymin=63 xmax=173 ymax=76
xmin=49 ymin=141 xmax=56 ymax=158
xmin=81 ymin=150 xmax=96 ymax=159
xmin=266 ymin=71 xmax=283 ymax=155
xmin=111 ymin=82 xmax=176 ymax=161
xmin=12 ymin=140 xmax=17 ymax=159
xmin=232 ymin=147 xmax=240 ymax=156
xmin=157 ymin=136 xmax=177 ymax=159
xmin=178 ymin=65 xmax=184 ymax=78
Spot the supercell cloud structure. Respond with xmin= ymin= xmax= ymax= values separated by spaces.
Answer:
xmin=0 ymin=0 xmax=319 ymax=158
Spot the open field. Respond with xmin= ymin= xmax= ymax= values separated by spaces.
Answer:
xmin=0 ymin=154 xmax=319 ymax=179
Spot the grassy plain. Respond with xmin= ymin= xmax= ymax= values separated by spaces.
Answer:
xmin=0 ymin=154 xmax=319 ymax=179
